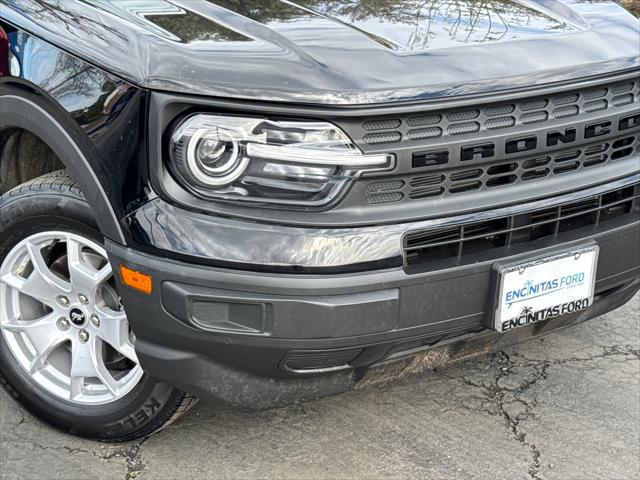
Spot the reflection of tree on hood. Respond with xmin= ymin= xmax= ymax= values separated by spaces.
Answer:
xmin=212 ymin=0 xmax=559 ymax=48
xmin=14 ymin=0 xmax=566 ymax=49
xmin=214 ymin=0 xmax=407 ymax=23
xmin=12 ymin=0 xmax=126 ymax=39
xmin=214 ymin=0 xmax=540 ymax=28
xmin=214 ymin=0 xmax=468 ymax=24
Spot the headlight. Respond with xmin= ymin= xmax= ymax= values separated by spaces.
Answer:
xmin=169 ymin=114 xmax=393 ymax=208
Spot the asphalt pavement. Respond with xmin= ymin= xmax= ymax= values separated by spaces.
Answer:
xmin=1 ymin=294 xmax=639 ymax=480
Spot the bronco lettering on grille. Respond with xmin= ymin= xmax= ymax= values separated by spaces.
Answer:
xmin=412 ymin=112 xmax=640 ymax=167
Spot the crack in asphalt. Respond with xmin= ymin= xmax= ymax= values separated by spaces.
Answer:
xmin=3 ymin=406 xmax=147 ymax=480
xmin=440 ymin=351 xmax=547 ymax=480
xmin=492 ymin=352 xmax=546 ymax=480
xmin=104 ymin=439 xmax=148 ymax=480
xmin=511 ymin=344 xmax=640 ymax=366
xmin=437 ymin=343 xmax=640 ymax=480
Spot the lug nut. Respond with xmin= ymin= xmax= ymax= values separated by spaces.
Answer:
xmin=57 ymin=296 xmax=70 ymax=307
xmin=78 ymin=294 xmax=89 ymax=305
xmin=78 ymin=330 xmax=89 ymax=343
xmin=57 ymin=318 xmax=70 ymax=331
xmin=90 ymin=315 xmax=100 ymax=328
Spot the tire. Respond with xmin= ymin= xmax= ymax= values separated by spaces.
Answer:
xmin=0 ymin=171 xmax=196 ymax=442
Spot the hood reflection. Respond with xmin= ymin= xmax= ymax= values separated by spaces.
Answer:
xmin=86 ymin=0 xmax=252 ymax=43
xmin=79 ymin=0 xmax=579 ymax=50
xmin=211 ymin=0 xmax=578 ymax=51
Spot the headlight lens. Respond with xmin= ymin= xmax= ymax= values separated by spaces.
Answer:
xmin=169 ymin=114 xmax=392 ymax=208
xmin=187 ymin=126 xmax=247 ymax=186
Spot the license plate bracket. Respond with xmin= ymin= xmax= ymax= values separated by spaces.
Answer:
xmin=492 ymin=245 xmax=599 ymax=333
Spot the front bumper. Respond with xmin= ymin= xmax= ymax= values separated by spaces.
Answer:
xmin=107 ymin=176 xmax=640 ymax=407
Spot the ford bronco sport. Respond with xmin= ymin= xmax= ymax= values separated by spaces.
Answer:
xmin=0 ymin=0 xmax=639 ymax=441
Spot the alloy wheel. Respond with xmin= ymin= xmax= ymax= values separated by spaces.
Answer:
xmin=0 ymin=231 xmax=143 ymax=405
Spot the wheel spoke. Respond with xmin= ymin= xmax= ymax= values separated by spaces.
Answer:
xmin=16 ymin=241 xmax=72 ymax=306
xmin=70 ymin=337 xmax=119 ymax=398
xmin=0 ymin=271 xmax=26 ymax=291
xmin=66 ymin=238 xmax=112 ymax=293
xmin=3 ymin=313 xmax=68 ymax=374
xmin=91 ymin=340 xmax=120 ymax=396
xmin=69 ymin=375 xmax=85 ymax=400
xmin=1 ymin=269 xmax=64 ymax=309
xmin=96 ymin=307 xmax=137 ymax=362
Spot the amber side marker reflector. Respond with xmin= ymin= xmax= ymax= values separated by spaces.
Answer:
xmin=119 ymin=265 xmax=153 ymax=295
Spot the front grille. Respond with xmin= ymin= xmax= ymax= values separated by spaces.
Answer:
xmin=403 ymin=183 xmax=640 ymax=270
xmin=348 ymin=75 xmax=640 ymax=208
xmin=366 ymin=135 xmax=639 ymax=203
xmin=359 ymin=80 xmax=638 ymax=145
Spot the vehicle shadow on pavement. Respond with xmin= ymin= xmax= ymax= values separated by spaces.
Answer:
xmin=1 ymin=294 xmax=638 ymax=480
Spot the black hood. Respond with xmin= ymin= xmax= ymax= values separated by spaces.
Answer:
xmin=3 ymin=0 xmax=639 ymax=104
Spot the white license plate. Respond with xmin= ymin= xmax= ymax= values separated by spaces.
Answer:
xmin=494 ymin=246 xmax=599 ymax=333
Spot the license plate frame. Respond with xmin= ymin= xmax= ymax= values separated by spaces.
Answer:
xmin=492 ymin=245 xmax=599 ymax=333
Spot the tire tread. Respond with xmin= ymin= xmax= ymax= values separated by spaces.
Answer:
xmin=2 ymin=169 xmax=84 ymax=201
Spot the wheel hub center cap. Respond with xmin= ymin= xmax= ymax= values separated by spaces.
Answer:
xmin=69 ymin=308 xmax=88 ymax=327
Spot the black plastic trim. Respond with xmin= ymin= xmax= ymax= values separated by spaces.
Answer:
xmin=0 ymin=91 xmax=126 ymax=243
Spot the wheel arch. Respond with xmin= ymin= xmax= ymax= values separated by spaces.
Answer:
xmin=0 ymin=90 xmax=126 ymax=244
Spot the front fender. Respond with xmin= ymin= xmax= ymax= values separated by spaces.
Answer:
xmin=0 ymin=92 xmax=125 ymax=243
xmin=0 ymin=24 xmax=151 ymax=245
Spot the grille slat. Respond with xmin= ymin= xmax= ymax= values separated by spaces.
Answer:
xmin=584 ymin=99 xmax=608 ymax=112
xmin=520 ymin=111 xmax=549 ymax=124
xmin=447 ymin=110 xmax=480 ymax=121
xmin=448 ymin=121 xmax=480 ymax=135
xmin=521 ymin=98 xmax=548 ymax=111
xmin=583 ymin=87 xmax=608 ymax=99
xmin=407 ymin=114 xmax=442 ymax=126
xmin=553 ymin=93 xmax=580 ymax=105
xmin=407 ymin=127 xmax=442 ymax=140
xmin=363 ymin=119 xmax=401 ymax=131
xmin=612 ymin=94 xmax=635 ymax=107
xmin=552 ymin=105 xmax=580 ymax=118
xmin=486 ymin=104 xmax=516 ymax=116
xmin=486 ymin=116 xmax=516 ymax=129
xmin=363 ymin=131 xmax=402 ymax=144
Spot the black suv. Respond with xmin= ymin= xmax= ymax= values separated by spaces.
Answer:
xmin=1 ymin=0 xmax=639 ymax=442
